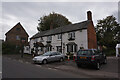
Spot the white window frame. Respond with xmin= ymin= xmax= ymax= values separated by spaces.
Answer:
xmin=68 ymin=32 xmax=75 ymax=39
xmin=47 ymin=36 xmax=52 ymax=41
xmin=57 ymin=34 xmax=61 ymax=40
xmin=16 ymin=35 xmax=20 ymax=40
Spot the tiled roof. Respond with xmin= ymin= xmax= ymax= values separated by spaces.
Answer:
xmin=5 ymin=22 xmax=29 ymax=37
xmin=31 ymin=30 xmax=48 ymax=39
xmin=31 ymin=20 xmax=91 ymax=39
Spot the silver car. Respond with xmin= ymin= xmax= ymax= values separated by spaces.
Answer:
xmin=33 ymin=51 xmax=65 ymax=64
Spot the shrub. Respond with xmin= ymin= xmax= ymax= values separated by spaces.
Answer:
xmin=2 ymin=42 xmax=21 ymax=54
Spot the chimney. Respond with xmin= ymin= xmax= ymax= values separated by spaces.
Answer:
xmin=50 ymin=22 xmax=53 ymax=30
xmin=87 ymin=11 xmax=92 ymax=20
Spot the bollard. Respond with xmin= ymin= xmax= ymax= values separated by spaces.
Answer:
xmin=73 ymin=56 xmax=75 ymax=61
xmin=67 ymin=55 xmax=70 ymax=61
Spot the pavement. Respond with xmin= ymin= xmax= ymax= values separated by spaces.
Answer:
xmin=3 ymin=54 xmax=120 ymax=78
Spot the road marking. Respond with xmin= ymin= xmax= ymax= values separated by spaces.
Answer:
xmin=48 ymin=68 xmax=57 ymax=71
xmin=0 ymin=72 xmax=2 ymax=74
xmin=35 ymin=65 xmax=42 ymax=67
xmin=7 ymin=58 xmax=12 ymax=60
xmin=12 ymin=59 xmax=17 ymax=61
xmin=18 ymin=60 xmax=23 ymax=63
xmin=25 ymin=62 xmax=30 ymax=64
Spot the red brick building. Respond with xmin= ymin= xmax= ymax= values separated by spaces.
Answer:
xmin=87 ymin=11 xmax=97 ymax=49
xmin=5 ymin=22 xmax=29 ymax=47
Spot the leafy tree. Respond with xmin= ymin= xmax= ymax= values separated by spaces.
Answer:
xmin=96 ymin=15 xmax=120 ymax=55
xmin=37 ymin=12 xmax=71 ymax=31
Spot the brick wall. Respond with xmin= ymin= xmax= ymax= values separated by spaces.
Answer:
xmin=5 ymin=23 xmax=29 ymax=46
xmin=87 ymin=21 xmax=97 ymax=49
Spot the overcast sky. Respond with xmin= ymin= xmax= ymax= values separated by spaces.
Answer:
xmin=1 ymin=0 xmax=119 ymax=41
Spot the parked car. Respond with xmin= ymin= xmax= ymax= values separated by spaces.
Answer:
xmin=75 ymin=49 xmax=107 ymax=70
xmin=33 ymin=51 xmax=65 ymax=64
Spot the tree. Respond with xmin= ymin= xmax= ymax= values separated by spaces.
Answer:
xmin=37 ymin=12 xmax=71 ymax=31
xmin=96 ymin=15 xmax=120 ymax=55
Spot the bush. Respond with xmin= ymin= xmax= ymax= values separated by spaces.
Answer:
xmin=103 ymin=48 xmax=116 ymax=56
xmin=2 ymin=42 xmax=21 ymax=54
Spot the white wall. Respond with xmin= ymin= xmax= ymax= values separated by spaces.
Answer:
xmin=24 ymin=46 xmax=30 ymax=54
xmin=61 ymin=29 xmax=88 ymax=54
xmin=29 ymin=29 xmax=88 ymax=54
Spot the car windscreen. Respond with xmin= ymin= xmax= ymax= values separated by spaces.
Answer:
xmin=77 ymin=50 xmax=93 ymax=55
xmin=42 ymin=52 xmax=51 ymax=56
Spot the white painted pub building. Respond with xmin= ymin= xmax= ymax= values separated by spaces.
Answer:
xmin=29 ymin=11 xmax=97 ymax=55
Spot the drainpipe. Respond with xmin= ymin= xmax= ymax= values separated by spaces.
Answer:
xmin=61 ymin=28 xmax=62 ymax=53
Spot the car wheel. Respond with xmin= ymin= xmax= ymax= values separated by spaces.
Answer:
xmin=60 ymin=58 xmax=64 ymax=62
xmin=42 ymin=59 xmax=47 ymax=64
xmin=103 ymin=58 xmax=107 ymax=64
xmin=96 ymin=62 xmax=100 ymax=70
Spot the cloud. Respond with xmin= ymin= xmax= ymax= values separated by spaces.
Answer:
xmin=1 ymin=2 xmax=118 ymax=40
xmin=1 ymin=0 xmax=120 ymax=2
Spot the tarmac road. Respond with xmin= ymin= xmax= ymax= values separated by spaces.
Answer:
xmin=2 ymin=55 xmax=119 ymax=79
xmin=2 ymin=57 xmax=91 ymax=78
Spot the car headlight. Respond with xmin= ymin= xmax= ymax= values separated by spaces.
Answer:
xmin=33 ymin=58 xmax=43 ymax=61
xmin=33 ymin=58 xmax=37 ymax=60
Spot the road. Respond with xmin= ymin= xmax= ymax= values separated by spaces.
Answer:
xmin=2 ymin=57 xmax=91 ymax=78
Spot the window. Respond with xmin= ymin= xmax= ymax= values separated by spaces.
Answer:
xmin=67 ymin=44 xmax=77 ymax=52
xmin=47 ymin=36 xmax=52 ymax=41
xmin=56 ymin=52 xmax=61 ymax=55
xmin=56 ymin=46 xmax=62 ymax=52
xmin=46 ymin=46 xmax=52 ymax=51
xmin=16 ymin=28 xmax=21 ymax=31
xmin=77 ymin=50 xmax=92 ymax=55
xmin=68 ymin=32 xmax=75 ymax=40
xmin=58 ymin=34 xmax=61 ymax=40
xmin=38 ymin=47 xmax=43 ymax=51
xmin=52 ymin=52 xmax=57 ymax=56
xmin=16 ymin=35 xmax=20 ymax=40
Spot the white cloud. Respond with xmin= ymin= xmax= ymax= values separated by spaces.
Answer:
xmin=1 ymin=0 xmax=120 ymax=2
xmin=1 ymin=2 xmax=118 ymax=40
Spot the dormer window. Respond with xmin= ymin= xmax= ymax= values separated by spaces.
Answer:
xmin=68 ymin=32 xmax=75 ymax=40
xmin=58 ymin=34 xmax=61 ymax=40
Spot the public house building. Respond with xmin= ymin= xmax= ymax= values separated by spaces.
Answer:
xmin=30 ymin=11 xmax=97 ymax=55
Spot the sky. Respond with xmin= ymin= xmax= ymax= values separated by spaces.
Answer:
xmin=0 ymin=0 xmax=119 ymax=41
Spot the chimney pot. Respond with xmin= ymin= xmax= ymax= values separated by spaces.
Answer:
xmin=87 ymin=11 xmax=92 ymax=20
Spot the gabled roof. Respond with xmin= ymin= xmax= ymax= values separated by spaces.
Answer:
xmin=31 ymin=20 xmax=91 ymax=39
xmin=31 ymin=30 xmax=48 ymax=39
xmin=5 ymin=22 xmax=29 ymax=37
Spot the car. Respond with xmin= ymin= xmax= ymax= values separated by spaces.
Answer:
xmin=33 ymin=51 xmax=65 ymax=64
xmin=75 ymin=49 xmax=107 ymax=70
